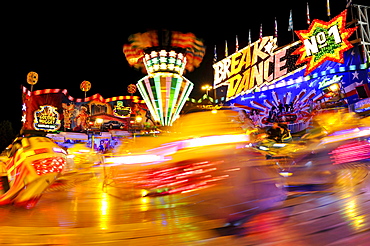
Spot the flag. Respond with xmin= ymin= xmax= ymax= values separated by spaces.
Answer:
xmin=346 ymin=0 xmax=352 ymax=8
xmin=307 ymin=2 xmax=311 ymax=25
xmin=288 ymin=10 xmax=293 ymax=31
xmin=236 ymin=35 xmax=239 ymax=52
xmin=327 ymin=0 xmax=331 ymax=17
xmin=259 ymin=23 xmax=263 ymax=41
xmin=225 ymin=40 xmax=228 ymax=57
xmin=248 ymin=29 xmax=251 ymax=45
xmin=274 ymin=17 xmax=278 ymax=38
xmin=213 ymin=45 xmax=217 ymax=63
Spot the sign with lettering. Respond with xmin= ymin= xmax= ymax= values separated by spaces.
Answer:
xmin=113 ymin=101 xmax=131 ymax=118
xmin=33 ymin=105 xmax=61 ymax=132
xmin=293 ymin=9 xmax=357 ymax=76
xmin=318 ymin=75 xmax=343 ymax=89
xmin=213 ymin=36 xmax=304 ymax=100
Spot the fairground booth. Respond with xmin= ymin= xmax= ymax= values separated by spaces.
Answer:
xmin=20 ymin=86 xmax=149 ymax=150
xmin=213 ymin=8 xmax=370 ymax=134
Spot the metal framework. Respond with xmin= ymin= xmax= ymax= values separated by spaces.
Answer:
xmin=353 ymin=4 xmax=370 ymax=63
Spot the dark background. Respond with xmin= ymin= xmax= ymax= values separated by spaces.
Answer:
xmin=2 ymin=1 xmax=368 ymax=132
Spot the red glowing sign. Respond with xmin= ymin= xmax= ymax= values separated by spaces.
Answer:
xmin=293 ymin=10 xmax=357 ymax=76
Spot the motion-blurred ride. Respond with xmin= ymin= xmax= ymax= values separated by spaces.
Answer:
xmin=0 ymin=133 xmax=67 ymax=208
xmin=255 ymin=111 xmax=370 ymax=186
xmin=104 ymin=110 xmax=287 ymax=227
xmin=66 ymin=143 xmax=102 ymax=169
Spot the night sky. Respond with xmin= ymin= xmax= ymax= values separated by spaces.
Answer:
xmin=3 ymin=1 xmax=369 ymax=131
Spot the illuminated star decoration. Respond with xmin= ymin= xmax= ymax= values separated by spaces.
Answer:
xmin=293 ymin=10 xmax=357 ymax=76
xmin=264 ymin=38 xmax=277 ymax=55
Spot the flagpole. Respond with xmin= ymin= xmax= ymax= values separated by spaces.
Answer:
xmin=259 ymin=23 xmax=263 ymax=41
xmin=327 ymin=0 xmax=331 ymax=20
xmin=225 ymin=40 xmax=228 ymax=57
xmin=274 ymin=17 xmax=278 ymax=46
xmin=213 ymin=45 xmax=217 ymax=64
xmin=288 ymin=9 xmax=294 ymax=42
xmin=307 ymin=2 xmax=311 ymax=26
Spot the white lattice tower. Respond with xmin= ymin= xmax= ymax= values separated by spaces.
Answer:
xmin=353 ymin=4 xmax=370 ymax=63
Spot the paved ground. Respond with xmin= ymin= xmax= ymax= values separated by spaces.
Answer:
xmin=1 ymin=164 xmax=370 ymax=245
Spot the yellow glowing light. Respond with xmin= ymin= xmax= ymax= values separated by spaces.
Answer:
xmin=159 ymin=50 xmax=167 ymax=57
xmin=169 ymin=50 xmax=176 ymax=57
xmin=279 ymin=172 xmax=293 ymax=177
xmin=96 ymin=118 xmax=104 ymax=124
xmin=150 ymin=51 xmax=158 ymax=58
xmin=141 ymin=189 xmax=149 ymax=197
xmin=329 ymin=83 xmax=340 ymax=92
xmin=99 ymin=192 xmax=109 ymax=230
xmin=342 ymin=197 xmax=366 ymax=231
xmin=185 ymin=134 xmax=249 ymax=148
xmin=140 ymin=196 xmax=150 ymax=211
xmin=105 ymin=154 xmax=162 ymax=165
xmin=201 ymin=85 xmax=212 ymax=90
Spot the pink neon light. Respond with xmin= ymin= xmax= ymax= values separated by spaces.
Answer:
xmin=329 ymin=140 xmax=370 ymax=165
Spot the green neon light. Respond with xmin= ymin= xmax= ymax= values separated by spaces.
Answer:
xmin=167 ymin=76 xmax=179 ymax=125
xmin=154 ymin=75 xmax=164 ymax=125
xmin=167 ymin=77 xmax=177 ymax=122
xmin=168 ymin=76 xmax=183 ymax=125
xmin=172 ymin=80 xmax=193 ymax=125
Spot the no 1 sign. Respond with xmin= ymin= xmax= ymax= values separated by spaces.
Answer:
xmin=293 ymin=10 xmax=357 ymax=76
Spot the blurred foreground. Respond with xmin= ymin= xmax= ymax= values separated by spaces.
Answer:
xmin=1 ymin=109 xmax=370 ymax=245
xmin=0 ymin=165 xmax=370 ymax=245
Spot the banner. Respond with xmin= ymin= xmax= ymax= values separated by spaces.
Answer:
xmin=213 ymin=37 xmax=304 ymax=100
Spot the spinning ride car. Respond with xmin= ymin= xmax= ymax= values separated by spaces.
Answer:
xmin=104 ymin=110 xmax=287 ymax=227
xmin=0 ymin=133 xmax=67 ymax=208
xmin=256 ymin=111 xmax=370 ymax=186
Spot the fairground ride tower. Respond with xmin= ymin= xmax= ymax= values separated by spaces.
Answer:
xmin=136 ymin=47 xmax=194 ymax=126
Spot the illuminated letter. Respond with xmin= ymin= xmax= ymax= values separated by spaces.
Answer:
xmin=227 ymin=74 xmax=242 ymax=99
xmin=254 ymin=62 xmax=264 ymax=86
xmin=252 ymin=38 xmax=269 ymax=66
xmin=274 ymin=48 xmax=287 ymax=79
xmin=264 ymin=56 xmax=274 ymax=82
xmin=328 ymin=25 xmax=342 ymax=44
xmin=222 ymin=58 xmax=231 ymax=80
xmin=304 ymin=36 xmax=318 ymax=56
xmin=231 ymin=51 xmax=243 ymax=77
xmin=235 ymin=74 xmax=245 ymax=96
xmin=213 ymin=58 xmax=231 ymax=87
xmin=249 ymin=62 xmax=264 ymax=91
xmin=213 ymin=62 xmax=223 ymax=85
xmin=242 ymin=68 xmax=252 ymax=92
xmin=316 ymin=32 xmax=327 ymax=46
